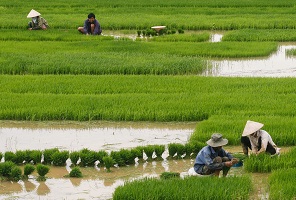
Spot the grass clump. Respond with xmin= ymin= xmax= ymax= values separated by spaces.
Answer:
xmin=23 ymin=164 xmax=35 ymax=179
xmin=69 ymin=167 xmax=82 ymax=178
xmin=113 ymin=176 xmax=252 ymax=200
xmin=36 ymin=164 xmax=50 ymax=181
xmin=102 ymin=156 xmax=115 ymax=172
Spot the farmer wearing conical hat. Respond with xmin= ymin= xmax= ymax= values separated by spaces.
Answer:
xmin=193 ymin=133 xmax=238 ymax=177
xmin=27 ymin=9 xmax=49 ymax=30
xmin=241 ymin=120 xmax=280 ymax=155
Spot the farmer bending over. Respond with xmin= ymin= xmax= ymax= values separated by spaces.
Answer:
xmin=27 ymin=9 xmax=49 ymax=30
xmin=193 ymin=133 xmax=238 ymax=177
xmin=78 ymin=13 xmax=102 ymax=35
xmin=241 ymin=120 xmax=280 ymax=156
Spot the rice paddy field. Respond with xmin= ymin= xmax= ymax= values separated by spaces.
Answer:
xmin=1 ymin=0 xmax=296 ymax=199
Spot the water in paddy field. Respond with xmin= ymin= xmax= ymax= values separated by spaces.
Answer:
xmin=0 ymin=121 xmax=196 ymax=152
xmin=206 ymin=35 xmax=296 ymax=77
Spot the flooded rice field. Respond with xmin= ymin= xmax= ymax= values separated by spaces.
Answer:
xmin=206 ymin=44 xmax=296 ymax=77
xmin=0 ymin=121 xmax=196 ymax=153
xmin=0 ymin=121 xmax=198 ymax=199
xmin=0 ymin=121 xmax=283 ymax=199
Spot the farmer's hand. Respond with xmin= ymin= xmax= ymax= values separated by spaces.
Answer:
xmin=224 ymin=161 xmax=233 ymax=167
xmin=231 ymin=158 xmax=239 ymax=164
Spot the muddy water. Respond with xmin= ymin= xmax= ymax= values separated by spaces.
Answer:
xmin=205 ymin=43 xmax=296 ymax=77
xmin=0 ymin=121 xmax=196 ymax=153
xmin=0 ymin=121 xmax=197 ymax=199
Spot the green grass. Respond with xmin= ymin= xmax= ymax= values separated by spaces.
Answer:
xmin=113 ymin=176 xmax=252 ymax=200
xmin=1 ymin=75 xmax=296 ymax=145
xmin=269 ymin=168 xmax=296 ymax=200
xmin=223 ymin=29 xmax=296 ymax=42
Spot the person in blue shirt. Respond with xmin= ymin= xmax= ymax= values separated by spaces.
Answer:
xmin=194 ymin=133 xmax=238 ymax=177
xmin=78 ymin=13 xmax=102 ymax=35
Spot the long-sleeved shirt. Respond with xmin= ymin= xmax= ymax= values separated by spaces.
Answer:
xmin=248 ymin=130 xmax=277 ymax=154
xmin=194 ymin=145 xmax=233 ymax=173
xmin=31 ymin=17 xmax=49 ymax=30
xmin=83 ymin=19 xmax=102 ymax=35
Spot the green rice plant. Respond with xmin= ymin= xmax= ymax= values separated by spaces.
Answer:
xmin=153 ymin=145 xmax=165 ymax=160
xmin=102 ymin=156 xmax=115 ymax=172
xmin=69 ymin=167 xmax=82 ymax=178
xmin=78 ymin=149 xmax=97 ymax=167
xmin=69 ymin=151 xmax=80 ymax=166
xmin=14 ymin=150 xmax=27 ymax=165
xmin=130 ymin=147 xmax=143 ymax=161
xmin=223 ymin=29 xmax=296 ymax=42
xmin=110 ymin=151 xmax=126 ymax=167
xmin=113 ymin=175 xmax=252 ymax=200
xmin=184 ymin=142 xmax=204 ymax=159
xmin=244 ymin=147 xmax=296 ymax=173
xmin=52 ymin=151 xmax=69 ymax=166
xmin=168 ymin=143 xmax=185 ymax=159
xmin=269 ymin=168 xmax=296 ymax=200
xmin=142 ymin=145 xmax=155 ymax=161
xmin=36 ymin=164 xmax=50 ymax=181
xmin=160 ymin=172 xmax=180 ymax=180
xmin=0 ymin=161 xmax=15 ymax=177
xmin=43 ymin=148 xmax=59 ymax=165
xmin=23 ymin=164 xmax=35 ymax=178
xmin=29 ymin=150 xmax=43 ymax=164
xmin=4 ymin=152 xmax=16 ymax=163
xmin=10 ymin=166 xmax=22 ymax=182
xmin=94 ymin=150 xmax=109 ymax=166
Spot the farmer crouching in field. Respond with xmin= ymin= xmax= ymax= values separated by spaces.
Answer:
xmin=27 ymin=9 xmax=49 ymax=30
xmin=193 ymin=133 xmax=238 ymax=177
xmin=241 ymin=120 xmax=280 ymax=156
xmin=78 ymin=13 xmax=102 ymax=35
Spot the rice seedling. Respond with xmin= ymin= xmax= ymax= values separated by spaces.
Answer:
xmin=4 ymin=152 xmax=16 ymax=163
xmin=160 ymin=172 xmax=180 ymax=180
xmin=78 ymin=149 xmax=97 ymax=167
xmin=244 ymin=147 xmax=296 ymax=173
xmin=10 ymin=166 xmax=22 ymax=182
xmin=69 ymin=151 xmax=80 ymax=166
xmin=102 ymin=156 xmax=115 ymax=172
xmin=29 ymin=150 xmax=43 ymax=164
xmin=36 ymin=164 xmax=50 ymax=181
xmin=23 ymin=164 xmax=35 ymax=179
xmin=223 ymin=29 xmax=296 ymax=42
xmin=14 ymin=150 xmax=27 ymax=165
xmin=268 ymin=168 xmax=296 ymax=200
xmin=51 ymin=150 xmax=69 ymax=166
xmin=69 ymin=167 xmax=83 ymax=178
xmin=113 ymin=175 xmax=252 ymax=200
xmin=43 ymin=148 xmax=59 ymax=165
xmin=0 ymin=161 xmax=15 ymax=177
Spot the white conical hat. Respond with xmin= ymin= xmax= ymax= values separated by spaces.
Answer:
xmin=27 ymin=9 xmax=41 ymax=18
xmin=242 ymin=120 xmax=264 ymax=136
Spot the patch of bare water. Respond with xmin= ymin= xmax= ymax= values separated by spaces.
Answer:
xmin=205 ymin=43 xmax=296 ymax=77
xmin=0 ymin=121 xmax=196 ymax=153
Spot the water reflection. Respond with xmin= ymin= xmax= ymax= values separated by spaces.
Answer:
xmin=205 ymin=44 xmax=296 ymax=77
xmin=0 ymin=121 xmax=195 ymax=152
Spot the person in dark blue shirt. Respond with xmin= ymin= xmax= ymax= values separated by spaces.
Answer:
xmin=78 ymin=13 xmax=102 ymax=35
xmin=194 ymin=133 xmax=238 ymax=177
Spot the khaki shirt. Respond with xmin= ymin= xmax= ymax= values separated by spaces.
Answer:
xmin=32 ymin=17 xmax=49 ymax=30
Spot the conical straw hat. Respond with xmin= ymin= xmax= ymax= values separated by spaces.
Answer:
xmin=27 ymin=9 xmax=41 ymax=18
xmin=242 ymin=120 xmax=264 ymax=136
